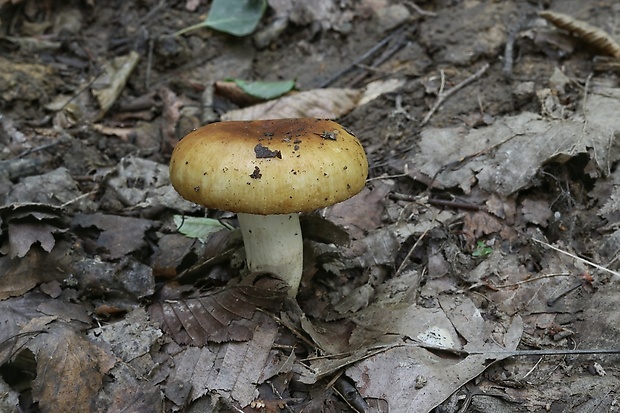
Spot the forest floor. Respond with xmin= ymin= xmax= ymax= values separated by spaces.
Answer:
xmin=1 ymin=0 xmax=620 ymax=412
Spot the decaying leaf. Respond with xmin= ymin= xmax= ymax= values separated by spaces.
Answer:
xmin=0 ymin=293 xmax=54 ymax=363
xmin=73 ymin=212 xmax=154 ymax=259
xmin=8 ymin=220 xmax=58 ymax=257
xmin=520 ymin=198 xmax=553 ymax=227
xmin=0 ymin=377 xmax=19 ymax=412
xmin=4 ymin=168 xmax=95 ymax=212
xmin=221 ymin=88 xmax=361 ymax=121
xmin=91 ymin=51 xmax=140 ymax=118
xmin=0 ymin=202 xmax=67 ymax=259
xmin=149 ymin=275 xmax=287 ymax=346
xmin=102 ymin=156 xmax=198 ymax=213
xmin=299 ymin=214 xmax=351 ymax=246
xmin=88 ymin=308 xmax=162 ymax=362
xmin=401 ymin=85 xmax=620 ymax=195
xmin=294 ymin=293 xmax=522 ymax=413
xmin=325 ymin=182 xmax=392 ymax=240
xmin=345 ymin=296 xmax=523 ymax=412
xmin=166 ymin=311 xmax=279 ymax=407
xmin=463 ymin=210 xmax=504 ymax=239
xmin=0 ymin=240 xmax=72 ymax=300
xmin=214 ymin=80 xmax=267 ymax=107
xmin=27 ymin=322 xmax=116 ymax=413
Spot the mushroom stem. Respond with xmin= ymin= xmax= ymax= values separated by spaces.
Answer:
xmin=237 ymin=213 xmax=303 ymax=297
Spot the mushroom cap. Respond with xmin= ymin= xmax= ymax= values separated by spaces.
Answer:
xmin=169 ymin=118 xmax=368 ymax=215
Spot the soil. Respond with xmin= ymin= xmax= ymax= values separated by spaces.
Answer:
xmin=1 ymin=0 xmax=620 ymax=412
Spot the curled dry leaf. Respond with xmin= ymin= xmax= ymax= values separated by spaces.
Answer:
xmin=149 ymin=275 xmax=287 ymax=346
xmin=91 ymin=51 xmax=140 ymax=118
xmin=540 ymin=10 xmax=620 ymax=58
xmin=221 ymin=88 xmax=361 ymax=121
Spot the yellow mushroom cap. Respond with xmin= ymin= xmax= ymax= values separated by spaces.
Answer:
xmin=169 ymin=118 xmax=368 ymax=215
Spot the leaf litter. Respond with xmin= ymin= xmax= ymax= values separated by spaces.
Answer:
xmin=2 ymin=1 xmax=620 ymax=412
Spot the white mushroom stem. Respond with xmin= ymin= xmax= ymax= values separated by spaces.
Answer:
xmin=237 ymin=212 xmax=303 ymax=297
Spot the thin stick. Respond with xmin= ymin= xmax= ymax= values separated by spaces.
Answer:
xmin=394 ymin=228 xmax=429 ymax=278
xmin=503 ymin=15 xmax=537 ymax=77
xmin=366 ymin=172 xmax=409 ymax=182
xmin=318 ymin=25 xmax=409 ymax=88
xmin=532 ymin=238 xmax=620 ymax=279
xmin=420 ymin=63 xmax=490 ymax=126
xmin=520 ymin=356 xmax=544 ymax=380
xmin=492 ymin=272 xmax=571 ymax=289
xmin=427 ymin=198 xmax=481 ymax=211
xmin=348 ymin=31 xmax=409 ymax=87
xmin=404 ymin=1 xmax=437 ymax=17
xmin=417 ymin=341 xmax=620 ymax=357
xmin=467 ymin=348 xmax=620 ymax=357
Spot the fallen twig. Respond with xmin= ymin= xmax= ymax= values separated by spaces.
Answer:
xmin=503 ymin=14 xmax=537 ymax=77
xmin=348 ymin=29 xmax=411 ymax=87
xmin=420 ymin=63 xmax=490 ymax=126
xmin=427 ymin=198 xmax=482 ymax=211
xmin=492 ymin=272 xmax=571 ymax=289
xmin=318 ymin=25 xmax=410 ymax=88
xmin=394 ymin=228 xmax=429 ymax=278
xmin=532 ymin=238 xmax=620 ymax=279
xmin=404 ymin=1 xmax=437 ymax=17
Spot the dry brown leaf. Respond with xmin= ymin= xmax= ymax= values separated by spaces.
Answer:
xmin=402 ymin=87 xmax=620 ymax=195
xmin=166 ymin=311 xmax=279 ymax=407
xmin=345 ymin=227 xmax=400 ymax=268
xmin=486 ymin=245 xmax=588 ymax=316
xmin=344 ymin=296 xmax=523 ymax=412
xmin=0 ymin=293 xmax=53 ymax=364
xmin=5 ymin=168 xmax=94 ymax=211
xmin=485 ymin=193 xmax=517 ymax=222
xmin=91 ymin=51 xmax=140 ymax=118
xmin=151 ymin=233 xmax=197 ymax=278
xmin=73 ymin=213 xmax=154 ymax=259
xmin=221 ymin=88 xmax=361 ymax=121
xmin=88 ymin=308 xmax=162 ymax=363
xmin=299 ymin=214 xmax=351 ymax=246
xmin=214 ymin=80 xmax=266 ymax=107
xmin=160 ymin=87 xmax=184 ymax=149
xmin=149 ymin=275 xmax=287 ymax=346
xmin=0 ymin=240 xmax=72 ymax=300
xmin=325 ymin=181 xmax=392 ymax=240
xmin=1 ymin=202 xmax=67 ymax=259
xmin=7 ymin=220 xmax=58 ymax=258
xmin=463 ymin=210 xmax=504 ymax=239
xmin=28 ymin=322 xmax=116 ymax=413
xmin=520 ymin=198 xmax=553 ymax=227
xmin=72 ymin=257 xmax=155 ymax=301
xmin=103 ymin=156 xmax=199 ymax=213
xmin=106 ymin=382 xmax=162 ymax=413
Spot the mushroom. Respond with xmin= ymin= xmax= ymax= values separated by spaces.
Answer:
xmin=169 ymin=118 xmax=368 ymax=296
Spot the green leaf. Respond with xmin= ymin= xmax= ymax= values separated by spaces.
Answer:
xmin=173 ymin=0 xmax=267 ymax=37
xmin=207 ymin=0 xmax=267 ymax=36
xmin=173 ymin=215 xmax=228 ymax=242
xmin=232 ymin=79 xmax=296 ymax=100
xmin=472 ymin=241 xmax=493 ymax=257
